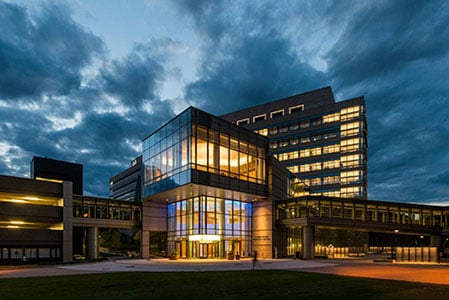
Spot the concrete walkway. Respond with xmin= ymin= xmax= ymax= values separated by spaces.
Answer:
xmin=1 ymin=258 xmax=449 ymax=285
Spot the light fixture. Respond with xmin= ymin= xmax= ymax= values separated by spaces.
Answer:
xmin=10 ymin=221 xmax=24 ymax=225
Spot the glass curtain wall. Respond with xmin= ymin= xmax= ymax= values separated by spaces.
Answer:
xmin=142 ymin=110 xmax=191 ymax=196
xmin=142 ymin=108 xmax=267 ymax=197
xmin=191 ymin=124 xmax=266 ymax=184
xmin=167 ymin=196 xmax=252 ymax=258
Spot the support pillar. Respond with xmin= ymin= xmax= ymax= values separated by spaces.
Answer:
xmin=302 ymin=225 xmax=315 ymax=259
xmin=430 ymin=235 xmax=442 ymax=248
xmin=62 ymin=182 xmax=73 ymax=263
xmin=86 ymin=227 xmax=99 ymax=260
xmin=141 ymin=230 xmax=150 ymax=259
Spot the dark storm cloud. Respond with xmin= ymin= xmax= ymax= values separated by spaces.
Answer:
xmin=177 ymin=1 xmax=326 ymax=114
xmin=0 ymin=1 xmax=104 ymax=99
xmin=325 ymin=1 xmax=449 ymax=202
xmin=174 ymin=0 xmax=449 ymax=203
xmin=99 ymin=40 xmax=169 ymax=109
xmin=327 ymin=0 xmax=449 ymax=88
xmin=185 ymin=31 xmax=326 ymax=114
xmin=0 ymin=2 xmax=175 ymax=196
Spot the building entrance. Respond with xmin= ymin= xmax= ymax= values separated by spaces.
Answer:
xmin=196 ymin=242 xmax=219 ymax=258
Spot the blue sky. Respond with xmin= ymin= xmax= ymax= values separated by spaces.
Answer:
xmin=0 ymin=0 xmax=448 ymax=203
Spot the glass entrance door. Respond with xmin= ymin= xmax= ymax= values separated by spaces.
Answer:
xmin=194 ymin=242 xmax=219 ymax=258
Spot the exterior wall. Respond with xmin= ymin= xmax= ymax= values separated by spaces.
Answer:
xmin=252 ymin=199 xmax=274 ymax=258
xmin=31 ymin=156 xmax=83 ymax=195
xmin=109 ymin=156 xmax=142 ymax=202
xmin=62 ymin=181 xmax=73 ymax=262
xmin=0 ymin=175 xmax=66 ymax=263
xmin=268 ymin=157 xmax=290 ymax=258
xmin=221 ymin=87 xmax=367 ymax=199
xmin=141 ymin=201 xmax=167 ymax=259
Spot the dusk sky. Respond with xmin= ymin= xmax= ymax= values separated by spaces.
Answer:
xmin=0 ymin=0 xmax=448 ymax=204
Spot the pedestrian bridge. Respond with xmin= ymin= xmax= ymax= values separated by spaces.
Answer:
xmin=276 ymin=196 xmax=448 ymax=259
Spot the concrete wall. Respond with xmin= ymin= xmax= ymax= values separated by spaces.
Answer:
xmin=62 ymin=181 xmax=73 ymax=262
xmin=252 ymin=199 xmax=273 ymax=259
xmin=141 ymin=201 xmax=167 ymax=259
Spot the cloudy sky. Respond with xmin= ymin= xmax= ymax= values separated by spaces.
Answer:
xmin=0 ymin=0 xmax=448 ymax=204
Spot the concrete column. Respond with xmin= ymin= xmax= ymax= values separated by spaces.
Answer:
xmin=430 ymin=235 xmax=442 ymax=248
xmin=302 ymin=225 xmax=315 ymax=259
xmin=86 ymin=227 xmax=99 ymax=260
xmin=62 ymin=182 xmax=73 ymax=263
xmin=141 ymin=230 xmax=150 ymax=259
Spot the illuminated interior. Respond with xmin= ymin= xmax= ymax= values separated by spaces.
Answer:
xmin=167 ymin=195 xmax=252 ymax=258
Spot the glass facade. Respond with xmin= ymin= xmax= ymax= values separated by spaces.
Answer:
xmin=167 ymin=196 xmax=252 ymax=258
xmin=142 ymin=108 xmax=267 ymax=197
xmin=142 ymin=107 xmax=268 ymax=258
xmin=142 ymin=109 xmax=192 ymax=196
xmin=191 ymin=124 xmax=266 ymax=184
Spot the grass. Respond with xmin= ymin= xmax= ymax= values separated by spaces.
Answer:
xmin=1 ymin=270 xmax=449 ymax=300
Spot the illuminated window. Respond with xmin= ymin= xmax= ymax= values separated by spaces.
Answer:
xmin=322 ymin=160 xmax=340 ymax=169
xmin=301 ymin=137 xmax=310 ymax=144
xmin=323 ymin=112 xmax=340 ymax=123
xmin=323 ymin=144 xmax=340 ymax=154
xmin=340 ymin=105 xmax=362 ymax=121
xmin=255 ymin=128 xmax=268 ymax=136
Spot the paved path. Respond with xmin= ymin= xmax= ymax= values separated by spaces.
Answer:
xmin=1 ymin=258 xmax=449 ymax=285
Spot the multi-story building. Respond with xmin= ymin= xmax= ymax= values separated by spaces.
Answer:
xmin=221 ymin=86 xmax=367 ymax=199
xmin=109 ymin=156 xmax=142 ymax=202
xmin=140 ymin=107 xmax=286 ymax=258
xmin=2 ymin=87 xmax=449 ymax=263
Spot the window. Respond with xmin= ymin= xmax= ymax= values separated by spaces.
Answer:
xmin=289 ymin=104 xmax=304 ymax=114
xmin=300 ymin=121 xmax=310 ymax=128
xmin=301 ymin=137 xmax=310 ymax=144
xmin=279 ymin=126 xmax=288 ymax=133
xmin=323 ymin=112 xmax=340 ymax=124
xmin=253 ymin=114 xmax=266 ymax=123
xmin=269 ymin=127 xmax=278 ymax=135
xmin=323 ymin=132 xmax=338 ymax=139
xmin=270 ymin=109 xmax=284 ymax=119
xmin=340 ymin=105 xmax=362 ymax=121
xmin=323 ymin=144 xmax=339 ymax=154
xmin=322 ymin=160 xmax=340 ymax=169
xmin=289 ymin=123 xmax=299 ymax=131
xmin=312 ymin=118 xmax=322 ymax=126
xmin=279 ymin=141 xmax=288 ymax=148
xmin=255 ymin=128 xmax=268 ymax=136
xmin=236 ymin=118 xmax=250 ymax=126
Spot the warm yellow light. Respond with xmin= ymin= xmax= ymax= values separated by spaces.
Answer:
xmin=189 ymin=234 xmax=220 ymax=242
xmin=47 ymin=223 xmax=64 ymax=230
xmin=7 ymin=225 xmax=19 ymax=229
xmin=23 ymin=196 xmax=40 ymax=201
xmin=35 ymin=177 xmax=63 ymax=183
xmin=10 ymin=221 xmax=24 ymax=225
xmin=8 ymin=199 xmax=26 ymax=203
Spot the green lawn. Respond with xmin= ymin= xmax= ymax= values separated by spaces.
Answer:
xmin=1 ymin=271 xmax=448 ymax=300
